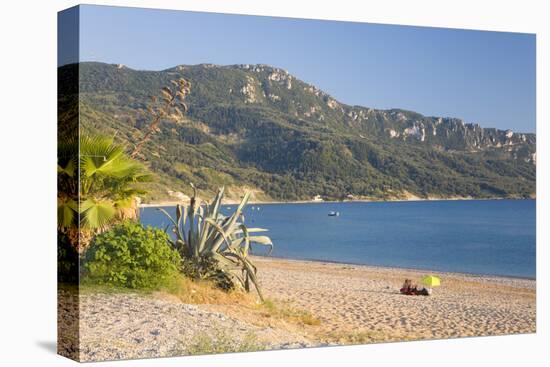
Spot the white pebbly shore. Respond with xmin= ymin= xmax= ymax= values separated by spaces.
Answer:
xmin=58 ymin=290 xmax=315 ymax=362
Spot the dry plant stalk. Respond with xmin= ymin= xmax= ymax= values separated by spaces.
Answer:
xmin=131 ymin=78 xmax=191 ymax=158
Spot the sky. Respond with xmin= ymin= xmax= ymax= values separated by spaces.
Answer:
xmin=60 ymin=5 xmax=536 ymax=133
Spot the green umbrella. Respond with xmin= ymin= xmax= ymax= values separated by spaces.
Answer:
xmin=422 ymin=275 xmax=441 ymax=287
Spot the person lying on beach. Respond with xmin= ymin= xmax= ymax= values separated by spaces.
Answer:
xmin=400 ymin=279 xmax=415 ymax=295
xmin=400 ymin=280 xmax=432 ymax=296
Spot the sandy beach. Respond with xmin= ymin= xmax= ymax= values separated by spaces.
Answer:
xmin=59 ymin=257 xmax=536 ymax=361
xmin=252 ymin=257 xmax=536 ymax=341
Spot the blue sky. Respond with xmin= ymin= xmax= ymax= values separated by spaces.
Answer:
xmin=65 ymin=5 xmax=535 ymax=133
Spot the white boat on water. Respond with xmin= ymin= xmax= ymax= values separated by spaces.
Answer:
xmin=328 ymin=211 xmax=340 ymax=217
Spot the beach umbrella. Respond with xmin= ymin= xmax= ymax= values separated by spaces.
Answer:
xmin=422 ymin=275 xmax=441 ymax=287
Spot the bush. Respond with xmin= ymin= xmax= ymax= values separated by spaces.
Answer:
xmin=82 ymin=222 xmax=181 ymax=289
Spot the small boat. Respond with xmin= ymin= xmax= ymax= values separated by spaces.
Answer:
xmin=328 ymin=211 xmax=340 ymax=217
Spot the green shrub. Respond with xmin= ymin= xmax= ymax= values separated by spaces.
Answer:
xmin=82 ymin=222 xmax=181 ymax=289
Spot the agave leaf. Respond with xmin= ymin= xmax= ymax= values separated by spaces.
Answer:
xmin=248 ymin=236 xmax=273 ymax=255
xmin=204 ymin=217 xmax=232 ymax=252
xmin=197 ymin=195 xmax=218 ymax=254
xmin=187 ymin=201 xmax=196 ymax=257
xmin=180 ymin=204 xmax=187 ymax=228
xmin=224 ymin=252 xmax=263 ymax=300
xmin=197 ymin=206 xmax=204 ymax=239
xmin=157 ymin=207 xmax=185 ymax=244
xmin=248 ymin=236 xmax=273 ymax=246
xmin=210 ymin=187 xmax=224 ymax=219
xmin=157 ymin=207 xmax=178 ymax=229
xmin=220 ymin=267 xmax=247 ymax=290
xmin=229 ymin=237 xmax=245 ymax=251
xmin=210 ymin=192 xmax=250 ymax=252
xmin=176 ymin=204 xmax=184 ymax=235
xmin=176 ymin=204 xmax=183 ymax=224
xmin=211 ymin=253 xmax=239 ymax=269
xmin=237 ymin=224 xmax=251 ymax=256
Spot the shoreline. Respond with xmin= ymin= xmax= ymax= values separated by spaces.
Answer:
xmin=250 ymin=255 xmax=537 ymax=282
xmin=139 ymin=196 xmax=535 ymax=208
xmin=138 ymin=200 xmax=535 ymax=282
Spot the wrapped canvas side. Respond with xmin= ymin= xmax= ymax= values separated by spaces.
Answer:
xmin=57 ymin=6 xmax=81 ymax=362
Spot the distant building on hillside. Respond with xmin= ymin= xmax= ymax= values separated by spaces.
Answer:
xmin=312 ymin=194 xmax=323 ymax=202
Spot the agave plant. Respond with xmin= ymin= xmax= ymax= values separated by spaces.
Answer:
xmin=159 ymin=185 xmax=273 ymax=301
xmin=58 ymin=134 xmax=152 ymax=252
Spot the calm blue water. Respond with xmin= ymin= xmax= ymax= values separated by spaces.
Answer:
xmin=140 ymin=200 xmax=536 ymax=278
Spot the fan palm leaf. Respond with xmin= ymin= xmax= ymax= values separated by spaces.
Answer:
xmin=80 ymin=198 xmax=117 ymax=230
xmin=57 ymin=197 xmax=78 ymax=229
xmin=58 ymin=134 xmax=151 ymax=251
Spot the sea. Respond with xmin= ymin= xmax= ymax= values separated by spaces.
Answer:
xmin=140 ymin=199 xmax=536 ymax=279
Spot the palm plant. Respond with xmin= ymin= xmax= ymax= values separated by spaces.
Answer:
xmin=159 ymin=185 xmax=273 ymax=301
xmin=58 ymin=134 xmax=151 ymax=252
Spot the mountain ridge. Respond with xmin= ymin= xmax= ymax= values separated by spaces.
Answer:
xmin=61 ymin=62 xmax=536 ymax=202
